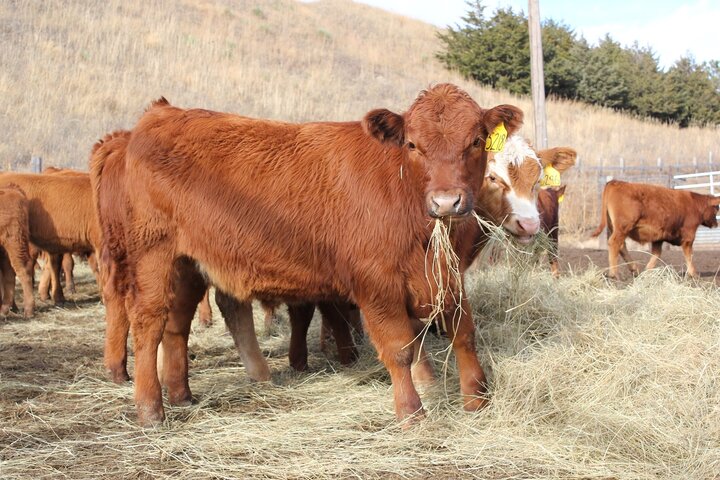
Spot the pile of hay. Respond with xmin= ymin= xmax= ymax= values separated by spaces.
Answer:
xmin=1 ymin=262 xmax=719 ymax=479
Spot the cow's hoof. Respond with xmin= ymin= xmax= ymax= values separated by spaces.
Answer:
xmin=137 ymin=403 xmax=165 ymax=427
xmin=168 ymin=391 xmax=193 ymax=407
xmin=107 ymin=367 xmax=131 ymax=384
xmin=337 ymin=346 xmax=359 ymax=365
xmin=23 ymin=308 xmax=34 ymax=318
xmin=463 ymin=395 xmax=490 ymax=412
xmin=397 ymin=405 xmax=426 ymax=430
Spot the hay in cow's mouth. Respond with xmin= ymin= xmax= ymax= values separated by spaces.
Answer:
xmin=424 ymin=219 xmax=463 ymax=334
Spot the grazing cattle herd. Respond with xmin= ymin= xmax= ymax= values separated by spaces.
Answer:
xmin=0 ymin=83 xmax=718 ymax=427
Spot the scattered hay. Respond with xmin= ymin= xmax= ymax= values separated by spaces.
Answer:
xmin=2 ymin=259 xmax=720 ymax=479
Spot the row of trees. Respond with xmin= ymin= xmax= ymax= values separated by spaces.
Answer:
xmin=437 ymin=2 xmax=720 ymax=127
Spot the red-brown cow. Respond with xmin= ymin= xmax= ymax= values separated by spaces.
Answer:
xmin=0 ymin=184 xmax=35 ymax=317
xmin=108 ymin=85 xmax=522 ymax=426
xmin=90 ymin=131 xmax=271 ymax=388
xmin=0 ymin=172 xmax=102 ymax=305
xmin=591 ymin=180 xmax=720 ymax=278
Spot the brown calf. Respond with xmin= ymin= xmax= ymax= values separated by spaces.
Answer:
xmin=0 ymin=172 xmax=102 ymax=305
xmin=591 ymin=180 xmax=720 ymax=278
xmin=0 ymin=184 xmax=35 ymax=317
xmin=109 ymin=85 xmax=522 ymax=425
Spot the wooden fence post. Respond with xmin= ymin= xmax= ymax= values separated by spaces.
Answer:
xmin=31 ymin=156 xmax=42 ymax=173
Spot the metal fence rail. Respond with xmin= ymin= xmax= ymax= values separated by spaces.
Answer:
xmin=672 ymin=170 xmax=720 ymax=246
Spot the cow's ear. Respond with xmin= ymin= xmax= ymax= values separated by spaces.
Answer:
xmin=482 ymin=104 xmax=524 ymax=137
xmin=538 ymin=147 xmax=577 ymax=173
xmin=710 ymin=196 xmax=720 ymax=206
xmin=363 ymin=108 xmax=405 ymax=147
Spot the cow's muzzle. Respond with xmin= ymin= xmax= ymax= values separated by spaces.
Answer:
xmin=427 ymin=190 xmax=472 ymax=218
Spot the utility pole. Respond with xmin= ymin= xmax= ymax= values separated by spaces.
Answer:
xmin=528 ymin=0 xmax=547 ymax=149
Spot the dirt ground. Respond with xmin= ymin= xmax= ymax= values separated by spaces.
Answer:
xmin=557 ymin=245 xmax=720 ymax=283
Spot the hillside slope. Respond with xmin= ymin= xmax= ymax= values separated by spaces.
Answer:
xmin=1 ymin=0 xmax=718 ymax=172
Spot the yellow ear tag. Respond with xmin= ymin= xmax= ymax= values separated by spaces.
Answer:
xmin=540 ymin=164 xmax=561 ymax=188
xmin=485 ymin=122 xmax=507 ymax=152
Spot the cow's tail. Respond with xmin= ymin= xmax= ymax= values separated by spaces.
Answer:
xmin=590 ymin=184 xmax=609 ymax=237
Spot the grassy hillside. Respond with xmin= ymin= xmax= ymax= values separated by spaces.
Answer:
xmin=1 ymin=0 xmax=719 ymax=236
xmin=2 ymin=0 xmax=718 ymax=167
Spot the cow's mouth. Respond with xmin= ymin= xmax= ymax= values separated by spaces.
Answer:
xmin=512 ymin=234 xmax=534 ymax=245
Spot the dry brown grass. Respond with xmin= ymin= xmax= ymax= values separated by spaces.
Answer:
xmin=2 ymin=260 xmax=720 ymax=479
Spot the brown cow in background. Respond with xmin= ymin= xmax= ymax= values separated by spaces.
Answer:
xmin=592 ymin=180 xmax=720 ymax=278
xmin=0 ymin=172 xmax=102 ymax=305
xmin=36 ymin=167 xmax=99 ymax=300
xmin=0 ymin=184 xmax=35 ymax=317
xmin=102 ymin=85 xmax=523 ymax=426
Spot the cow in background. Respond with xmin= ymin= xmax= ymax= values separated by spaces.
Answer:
xmin=102 ymin=85 xmax=523 ymax=425
xmin=536 ymin=147 xmax=577 ymax=276
xmin=0 ymin=184 xmax=35 ymax=317
xmin=36 ymin=167 xmax=99 ymax=300
xmin=0 ymin=172 xmax=101 ymax=306
xmin=591 ymin=180 xmax=720 ymax=278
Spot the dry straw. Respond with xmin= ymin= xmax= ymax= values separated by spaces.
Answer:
xmin=2 ymin=251 xmax=720 ymax=479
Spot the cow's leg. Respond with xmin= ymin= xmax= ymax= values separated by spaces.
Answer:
xmin=47 ymin=253 xmax=66 ymax=304
xmin=443 ymin=297 xmax=488 ymax=412
xmin=128 ymin=249 xmax=173 ymax=426
xmin=361 ymin=302 xmax=424 ymax=422
xmin=645 ymin=241 xmax=663 ymax=271
xmin=607 ymin=231 xmax=628 ymax=279
xmin=411 ymin=334 xmax=436 ymax=386
xmin=681 ymin=241 xmax=699 ymax=278
xmin=159 ymin=258 xmax=205 ymax=406
xmin=103 ymin=259 xmax=131 ymax=383
xmin=260 ymin=300 xmax=277 ymax=334
xmin=618 ymin=243 xmax=640 ymax=276
xmin=3 ymin=240 xmax=35 ymax=318
xmin=38 ymin=253 xmax=51 ymax=301
xmin=287 ymin=302 xmax=316 ymax=371
xmin=196 ymin=287 xmax=212 ymax=327
xmin=0 ymin=249 xmax=16 ymax=316
xmin=216 ymin=291 xmax=271 ymax=381
xmin=62 ymin=253 xmax=75 ymax=294
xmin=317 ymin=301 xmax=358 ymax=366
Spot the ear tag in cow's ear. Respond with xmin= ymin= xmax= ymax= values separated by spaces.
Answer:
xmin=485 ymin=122 xmax=507 ymax=152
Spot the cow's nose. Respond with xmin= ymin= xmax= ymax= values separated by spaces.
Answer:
xmin=516 ymin=217 xmax=540 ymax=235
xmin=430 ymin=194 xmax=462 ymax=217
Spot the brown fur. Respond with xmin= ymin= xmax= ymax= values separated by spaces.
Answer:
xmin=0 ymin=172 xmax=102 ymax=305
xmin=36 ymin=167 xmax=99 ymax=299
xmin=0 ymin=184 xmax=35 ymax=317
xmin=101 ymin=84 xmax=522 ymax=425
xmin=90 ymin=130 xmax=271 ymax=386
xmin=592 ymin=180 xmax=720 ymax=278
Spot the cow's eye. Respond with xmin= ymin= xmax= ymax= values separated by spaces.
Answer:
xmin=488 ymin=175 xmax=496 ymax=182
xmin=473 ymin=137 xmax=482 ymax=148
xmin=407 ymin=141 xmax=416 ymax=151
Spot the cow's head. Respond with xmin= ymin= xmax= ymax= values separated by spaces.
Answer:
xmin=702 ymin=196 xmax=720 ymax=228
xmin=363 ymin=83 xmax=523 ymax=218
xmin=478 ymin=135 xmax=544 ymax=244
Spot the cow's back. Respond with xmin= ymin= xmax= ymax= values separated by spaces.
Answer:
xmin=126 ymin=104 xmax=426 ymax=303
xmin=0 ymin=172 xmax=99 ymax=253
xmin=605 ymin=180 xmax=700 ymax=244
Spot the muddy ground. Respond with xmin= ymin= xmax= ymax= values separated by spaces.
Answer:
xmin=557 ymin=245 xmax=720 ymax=283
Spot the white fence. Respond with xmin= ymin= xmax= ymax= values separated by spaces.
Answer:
xmin=673 ymin=170 xmax=720 ymax=246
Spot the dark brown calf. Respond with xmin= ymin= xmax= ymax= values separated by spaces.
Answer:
xmin=108 ymin=85 xmax=522 ymax=425
xmin=592 ymin=180 xmax=720 ymax=278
